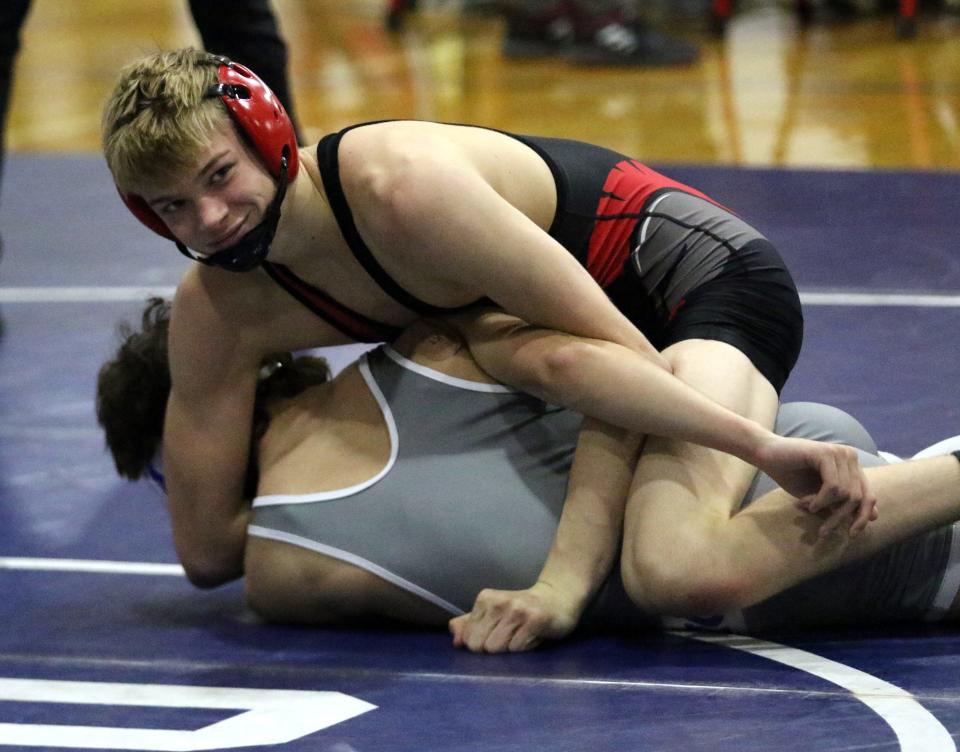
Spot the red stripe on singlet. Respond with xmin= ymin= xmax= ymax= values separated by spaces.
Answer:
xmin=586 ymin=160 xmax=714 ymax=288
xmin=263 ymin=262 xmax=402 ymax=343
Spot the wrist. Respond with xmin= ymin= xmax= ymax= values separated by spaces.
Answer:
xmin=534 ymin=576 xmax=593 ymax=617
xmin=725 ymin=415 xmax=776 ymax=466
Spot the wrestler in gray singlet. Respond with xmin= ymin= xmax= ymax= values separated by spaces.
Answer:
xmin=249 ymin=346 xmax=960 ymax=633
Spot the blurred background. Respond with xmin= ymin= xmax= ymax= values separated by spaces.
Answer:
xmin=5 ymin=0 xmax=960 ymax=170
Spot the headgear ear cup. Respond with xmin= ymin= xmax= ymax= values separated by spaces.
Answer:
xmin=121 ymin=57 xmax=299 ymax=238
xmin=122 ymin=192 xmax=177 ymax=240
xmin=214 ymin=60 xmax=299 ymax=182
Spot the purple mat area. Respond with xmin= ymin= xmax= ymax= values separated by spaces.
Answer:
xmin=1 ymin=154 xmax=958 ymax=751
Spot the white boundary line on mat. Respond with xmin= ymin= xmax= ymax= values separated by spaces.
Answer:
xmin=0 ymin=287 xmax=959 ymax=307
xmin=678 ymin=631 xmax=956 ymax=752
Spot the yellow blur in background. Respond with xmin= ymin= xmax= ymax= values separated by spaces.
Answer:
xmin=7 ymin=0 xmax=960 ymax=170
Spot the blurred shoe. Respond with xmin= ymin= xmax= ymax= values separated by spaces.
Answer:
xmin=502 ymin=2 xmax=698 ymax=67
xmin=566 ymin=15 xmax=699 ymax=67
xmin=502 ymin=1 xmax=576 ymax=58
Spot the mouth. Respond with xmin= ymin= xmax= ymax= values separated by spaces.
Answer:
xmin=210 ymin=219 xmax=247 ymax=251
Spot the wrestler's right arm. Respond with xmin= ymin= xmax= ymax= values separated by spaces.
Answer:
xmin=450 ymin=417 xmax=641 ymax=652
xmin=162 ymin=275 xmax=264 ymax=588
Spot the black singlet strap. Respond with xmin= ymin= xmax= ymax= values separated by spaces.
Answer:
xmin=317 ymin=127 xmax=480 ymax=317
xmin=263 ymin=261 xmax=402 ymax=343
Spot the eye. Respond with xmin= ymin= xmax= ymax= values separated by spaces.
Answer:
xmin=159 ymin=199 xmax=185 ymax=215
xmin=210 ymin=163 xmax=233 ymax=184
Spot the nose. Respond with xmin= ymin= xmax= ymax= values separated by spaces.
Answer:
xmin=196 ymin=194 xmax=229 ymax=232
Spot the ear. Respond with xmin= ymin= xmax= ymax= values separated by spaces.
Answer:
xmin=120 ymin=189 xmax=177 ymax=241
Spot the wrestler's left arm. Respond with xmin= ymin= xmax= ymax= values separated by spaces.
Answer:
xmin=451 ymin=309 xmax=876 ymax=536
xmin=344 ymin=136 xmax=871 ymax=529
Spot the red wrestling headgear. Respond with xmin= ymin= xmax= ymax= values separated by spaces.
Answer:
xmin=121 ymin=56 xmax=299 ymax=241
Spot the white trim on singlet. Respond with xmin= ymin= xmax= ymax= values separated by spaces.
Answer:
xmin=382 ymin=346 xmax=516 ymax=393
xmin=636 ymin=192 xmax=672 ymax=247
xmin=252 ymin=354 xmax=398 ymax=507
xmin=246 ymin=524 xmax=464 ymax=616
xmin=925 ymin=521 xmax=960 ymax=622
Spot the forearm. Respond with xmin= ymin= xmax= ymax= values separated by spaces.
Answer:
xmin=164 ymin=392 xmax=254 ymax=588
xmin=536 ymin=418 xmax=641 ymax=614
xmin=542 ymin=339 xmax=771 ymax=462
xmin=461 ymin=313 xmax=772 ymax=466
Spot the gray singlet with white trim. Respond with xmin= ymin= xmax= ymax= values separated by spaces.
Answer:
xmin=249 ymin=347 xmax=959 ymax=632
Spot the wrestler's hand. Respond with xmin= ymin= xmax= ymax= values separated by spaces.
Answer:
xmin=755 ymin=435 xmax=878 ymax=537
xmin=448 ymin=582 xmax=580 ymax=653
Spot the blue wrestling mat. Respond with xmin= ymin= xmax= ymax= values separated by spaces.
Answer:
xmin=1 ymin=154 xmax=959 ymax=751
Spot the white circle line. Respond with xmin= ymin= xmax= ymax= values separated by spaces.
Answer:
xmin=0 ymin=557 xmax=184 ymax=577
xmin=0 ymin=287 xmax=176 ymax=303
xmin=677 ymin=631 xmax=956 ymax=752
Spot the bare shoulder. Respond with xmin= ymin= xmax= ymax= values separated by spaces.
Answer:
xmin=173 ymin=263 xmax=271 ymax=324
xmin=337 ymin=121 xmax=530 ymax=174
xmin=338 ymin=121 xmax=460 ymax=164
xmin=337 ymin=121 xmax=555 ymax=236
xmin=168 ymin=266 xmax=273 ymax=389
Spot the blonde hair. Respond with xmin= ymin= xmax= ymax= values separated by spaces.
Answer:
xmin=102 ymin=48 xmax=229 ymax=192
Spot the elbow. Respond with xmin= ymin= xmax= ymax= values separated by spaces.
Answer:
xmin=526 ymin=339 xmax=603 ymax=408
xmin=180 ymin=551 xmax=243 ymax=590
xmin=184 ymin=569 xmax=232 ymax=590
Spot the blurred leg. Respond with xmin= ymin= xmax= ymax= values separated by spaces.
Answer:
xmin=0 ymin=0 xmax=34 ymax=333
xmin=0 ymin=0 xmax=33 ymax=202
xmin=187 ymin=0 xmax=302 ymax=142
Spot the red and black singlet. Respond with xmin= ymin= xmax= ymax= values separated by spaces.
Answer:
xmin=264 ymin=122 xmax=747 ymax=342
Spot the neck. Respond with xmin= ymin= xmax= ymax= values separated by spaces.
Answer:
xmin=267 ymin=146 xmax=335 ymax=267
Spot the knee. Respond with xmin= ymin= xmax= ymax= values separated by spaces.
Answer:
xmin=620 ymin=547 xmax=753 ymax=618
xmin=498 ymin=337 xmax=593 ymax=403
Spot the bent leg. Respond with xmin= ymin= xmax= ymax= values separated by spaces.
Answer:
xmin=723 ymin=452 xmax=960 ymax=613
xmin=622 ymin=351 xmax=960 ymax=617
xmin=620 ymin=338 xmax=780 ymax=616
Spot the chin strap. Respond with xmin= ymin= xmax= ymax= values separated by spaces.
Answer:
xmin=176 ymin=155 xmax=289 ymax=273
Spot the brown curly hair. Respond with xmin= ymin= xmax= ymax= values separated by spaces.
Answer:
xmin=96 ymin=298 xmax=330 ymax=498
